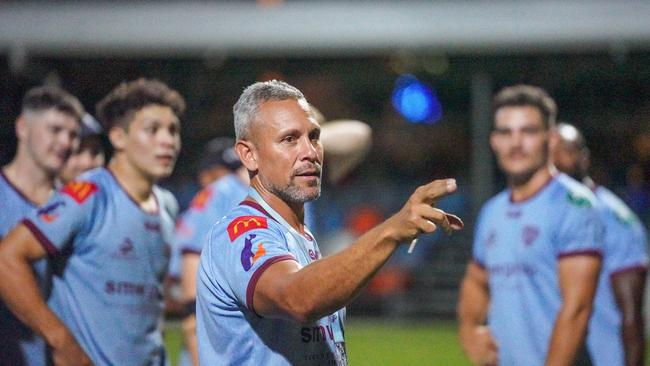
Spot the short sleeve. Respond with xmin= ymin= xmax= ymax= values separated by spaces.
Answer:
xmin=604 ymin=217 xmax=649 ymax=276
xmin=207 ymin=215 xmax=297 ymax=314
xmin=23 ymin=181 xmax=99 ymax=257
xmin=555 ymin=203 xmax=605 ymax=258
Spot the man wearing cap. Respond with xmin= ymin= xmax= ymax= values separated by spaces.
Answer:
xmin=172 ymin=137 xmax=249 ymax=366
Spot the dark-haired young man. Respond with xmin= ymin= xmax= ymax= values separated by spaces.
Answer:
xmin=458 ymin=85 xmax=604 ymax=365
xmin=0 ymin=79 xmax=184 ymax=366
xmin=0 ymin=85 xmax=83 ymax=366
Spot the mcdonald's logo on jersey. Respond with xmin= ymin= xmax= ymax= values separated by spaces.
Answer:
xmin=62 ymin=181 xmax=98 ymax=204
xmin=227 ymin=215 xmax=268 ymax=241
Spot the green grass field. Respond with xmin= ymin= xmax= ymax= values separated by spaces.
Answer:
xmin=164 ymin=319 xmax=650 ymax=365
xmin=164 ymin=319 xmax=470 ymax=365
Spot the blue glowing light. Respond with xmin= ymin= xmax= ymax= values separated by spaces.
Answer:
xmin=391 ymin=75 xmax=443 ymax=124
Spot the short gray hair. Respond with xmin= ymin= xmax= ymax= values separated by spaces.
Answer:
xmin=233 ymin=80 xmax=306 ymax=140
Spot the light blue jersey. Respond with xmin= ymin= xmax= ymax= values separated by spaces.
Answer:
xmin=586 ymin=186 xmax=649 ymax=366
xmin=169 ymin=173 xmax=248 ymax=279
xmin=473 ymin=174 xmax=605 ymax=366
xmin=0 ymin=171 xmax=47 ymax=366
xmin=197 ymin=187 xmax=347 ymax=365
xmin=170 ymin=173 xmax=247 ymax=366
xmin=23 ymin=168 xmax=176 ymax=366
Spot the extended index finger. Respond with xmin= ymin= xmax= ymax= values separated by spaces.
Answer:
xmin=417 ymin=178 xmax=457 ymax=206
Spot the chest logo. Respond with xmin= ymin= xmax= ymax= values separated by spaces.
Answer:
xmin=241 ymin=234 xmax=266 ymax=271
xmin=62 ymin=181 xmax=98 ymax=204
xmin=112 ymin=238 xmax=136 ymax=260
xmin=227 ymin=215 xmax=268 ymax=241
xmin=522 ymin=225 xmax=539 ymax=247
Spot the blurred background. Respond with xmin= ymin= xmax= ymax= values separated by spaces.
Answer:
xmin=2 ymin=1 xmax=650 ymax=364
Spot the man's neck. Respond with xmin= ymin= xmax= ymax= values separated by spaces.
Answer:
xmin=509 ymin=164 xmax=555 ymax=202
xmin=108 ymin=156 xmax=157 ymax=212
xmin=250 ymin=179 xmax=305 ymax=233
xmin=3 ymin=154 xmax=56 ymax=205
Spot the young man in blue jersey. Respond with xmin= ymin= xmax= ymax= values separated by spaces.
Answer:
xmin=0 ymin=86 xmax=83 ymax=366
xmin=552 ymin=122 xmax=648 ymax=366
xmin=0 ymin=78 xmax=184 ymax=366
xmin=171 ymin=137 xmax=249 ymax=366
xmin=195 ymin=80 xmax=463 ymax=365
xmin=458 ymin=85 xmax=604 ymax=366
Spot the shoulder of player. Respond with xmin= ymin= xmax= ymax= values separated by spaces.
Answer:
xmin=594 ymin=186 xmax=642 ymax=228
xmin=213 ymin=205 xmax=284 ymax=243
xmin=553 ymin=174 xmax=599 ymax=210
xmin=478 ymin=190 xmax=509 ymax=216
xmin=58 ymin=168 xmax=108 ymax=205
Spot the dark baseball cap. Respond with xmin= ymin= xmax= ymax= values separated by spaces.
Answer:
xmin=198 ymin=137 xmax=242 ymax=172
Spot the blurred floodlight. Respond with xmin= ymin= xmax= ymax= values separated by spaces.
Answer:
xmin=391 ymin=75 xmax=443 ymax=124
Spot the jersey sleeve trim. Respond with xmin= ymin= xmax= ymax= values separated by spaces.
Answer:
xmin=610 ymin=264 xmax=649 ymax=281
xmin=21 ymin=219 xmax=59 ymax=257
xmin=245 ymin=254 xmax=297 ymax=316
xmin=557 ymin=249 xmax=602 ymax=260
xmin=181 ymin=247 xmax=201 ymax=256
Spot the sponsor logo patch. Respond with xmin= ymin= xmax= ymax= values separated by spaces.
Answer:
xmin=522 ymin=225 xmax=539 ymax=247
xmin=241 ymin=234 xmax=266 ymax=271
xmin=62 ymin=181 xmax=98 ymax=204
xmin=227 ymin=215 xmax=268 ymax=241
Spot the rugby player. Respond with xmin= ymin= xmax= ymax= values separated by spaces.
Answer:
xmin=196 ymin=80 xmax=462 ymax=365
xmin=553 ymin=122 xmax=648 ymax=366
xmin=458 ymin=85 xmax=604 ymax=365
xmin=0 ymin=78 xmax=184 ymax=366
xmin=0 ymin=85 xmax=83 ymax=366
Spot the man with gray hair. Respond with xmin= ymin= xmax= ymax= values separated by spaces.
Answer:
xmin=196 ymin=80 xmax=463 ymax=364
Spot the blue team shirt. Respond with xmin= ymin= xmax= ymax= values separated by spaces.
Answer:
xmin=23 ymin=168 xmax=176 ymax=366
xmin=586 ymin=186 xmax=649 ymax=366
xmin=169 ymin=173 xmax=248 ymax=279
xmin=197 ymin=187 xmax=347 ymax=365
xmin=0 ymin=171 xmax=48 ymax=366
xmin=473 ymin=174 xmax=605 ymax=366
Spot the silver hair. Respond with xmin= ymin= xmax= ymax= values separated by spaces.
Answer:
xmin=233 ymin=80 xmax=307 ymax=140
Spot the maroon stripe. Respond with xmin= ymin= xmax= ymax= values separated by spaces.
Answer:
xmin=181 ymin=248 xmax=201 ymax=256
xmin=610 ymin=264 xmax=648 ymax=281
xmin=245 ymin=254 xmax=296 ymax=316
xmin=240 ymin=200 xmax=278 ymax=223
xmin=0 ymin=170 xmax=39 ymax=207
xmin=557 ymin=249 xmax=602 ymax=260
xmin=21 ymin=219 xmax=59 ymax=257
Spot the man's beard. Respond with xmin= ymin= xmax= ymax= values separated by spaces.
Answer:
xmin=262 ymin=174 xmax=322 ymax=204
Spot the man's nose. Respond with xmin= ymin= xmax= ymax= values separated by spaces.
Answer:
xmin=299 ymin=137 xmax=319 ymax=162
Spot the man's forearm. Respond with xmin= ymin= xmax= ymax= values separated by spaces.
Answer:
xmin=621 ymin=320 xmax=644 ymax=366
xmin=544 ymin=305 xmax=591 ymax=366
xmin=274 ymin=222 xmax=400 ymax=323
xmin=0 ymin=249 xmax=68 ymax=347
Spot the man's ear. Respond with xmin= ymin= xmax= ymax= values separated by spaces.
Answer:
xmin=235 ymin=140 xmax=258 ymax=172
xmin=109 ymin=126 xmax=127 ymax=152
xmin=548 ymin=129 xmax=559 ymax=152
xmin=15 ymin=115 xmax=28 ymax=141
